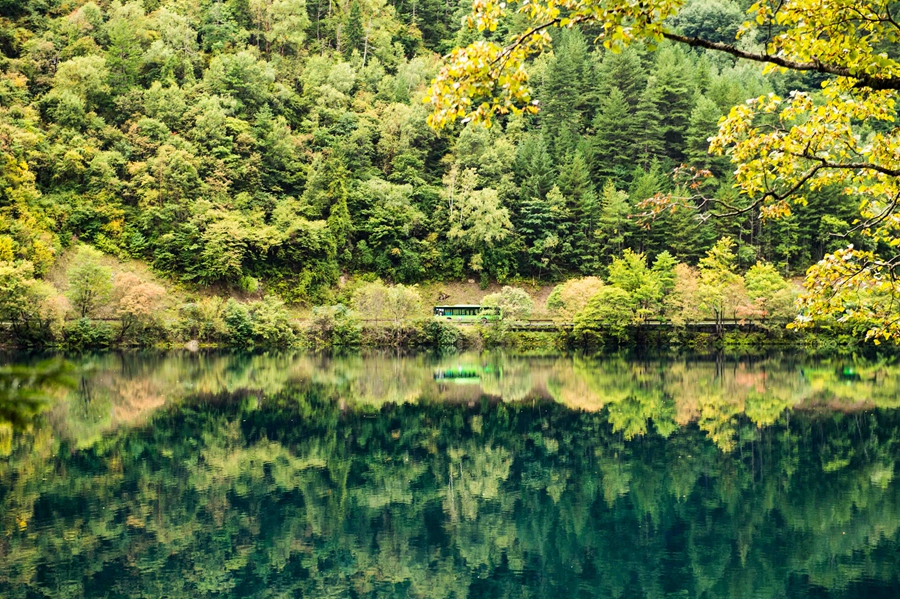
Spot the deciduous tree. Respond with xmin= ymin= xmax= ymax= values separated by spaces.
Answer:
xmin=113 ymin=272 xmax=166 ymax=339
xmin=66 ymin=246 xmax=113 ymax=318
xmin=482 ymin=285 xmax=534 ymax=321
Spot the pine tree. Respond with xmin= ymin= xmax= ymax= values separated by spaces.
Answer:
xmin=345 ymin=1 xmax=363 ymax=58
xmin=596 ymin=46 xmax=647 ymax=110
xmin=663 ymin=199 xmax=715 ymax=263
xmin=685 ymin=95 xmax=728 ymax=177
xmin=105 ymin=3 xmax=147 ymax=93
xmin=539 ymin=30 xmax=595 ymax=160
xmin=632 ymin=81 xmax=666 ymax=168
xmin=327 ymin=182 xmax=352 ymax=260
xmin=558 ymin=151 xmax=601 ymax=273
xmin=651 ymin=47 xmax=696 ymax=163
xmin=590 ymin=87 xmax=637 ymax=187
xmin=517 ymin=137 xmax=555 ymax=203
xmin=518 ymin=194 xmax=551 ymax=273
xmin=597 ymin=181 xmax=633 ymax=262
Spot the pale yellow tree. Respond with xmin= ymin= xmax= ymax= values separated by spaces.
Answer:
xmin=113 ymin=272 xmax=167 ymax=339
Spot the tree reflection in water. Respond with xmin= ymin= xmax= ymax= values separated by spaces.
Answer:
xmin=0 ymin=351 xmax=898 ymax=598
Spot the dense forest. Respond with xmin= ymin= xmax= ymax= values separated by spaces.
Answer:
xmin=0 ymin=0 xmax=871 ymax=301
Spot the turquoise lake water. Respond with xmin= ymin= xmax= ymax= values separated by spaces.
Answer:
xmin=1 ymin=351 xmax=899 ymax=598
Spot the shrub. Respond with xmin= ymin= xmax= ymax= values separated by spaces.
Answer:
xmin=113 ymin=272 xmax=166 ymax=342
xmin=223 ymin=299 xmax=254 ymax=345
xmin=247 ymin=296 xmax=296 ymax=346
xmin=308 ymin=304 xmax=362 ymax=347
xmin=63 ymin=317 xmax=112 ymax=349
xmin=421 ymin=320 xmax=461 ymax=348
xmin=239 ymin=275 xmax=259 ymax=294
xmin=178 ymin=297 xmax=226 ymax=342
xmin=222 ymin=296 xmax=295 ymax=347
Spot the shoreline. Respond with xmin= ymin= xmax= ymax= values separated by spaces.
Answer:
xmin=2 ymin=320 xmax=886 ymax=355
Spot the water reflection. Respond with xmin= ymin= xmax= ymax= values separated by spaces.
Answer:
xmin=19 ymin=351 xmax=900 ymax=451
xmin=0 ymin=351 xmax=898 ymax=598
xmin=0 ymin=359 xmax=73 ymax=450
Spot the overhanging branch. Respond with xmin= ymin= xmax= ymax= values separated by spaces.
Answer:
xmin=663 ymin=32 xmax=900 ymax=90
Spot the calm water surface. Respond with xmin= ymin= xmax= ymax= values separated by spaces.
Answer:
xmin=1 ymin=351 xmax=900 ymax=598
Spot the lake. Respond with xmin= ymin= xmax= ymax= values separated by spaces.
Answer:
xmin=1 ymin=351 xmax=899 ymax=598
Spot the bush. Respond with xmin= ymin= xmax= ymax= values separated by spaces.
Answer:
xmin=222 ymin=296 xmax=296 ymax=347
xmin=421 ymin=320 xmax=462 ymax=348
xmin=247 ymin=296 xmax=296 ymax=346
xmin=223 ymin=299 xmax=254 ymax=345
xmin=239 ymin=275 xmax=259 ymax=294
xmin=113 ymin=272 xmax=166 ymax=343
xmin=178 ymin=298 xmax=226 ymax=342
xmin=63 ymin=317 xmax=112 ymax=349
xmin=308 ymin=304 xmax=362 ymax=347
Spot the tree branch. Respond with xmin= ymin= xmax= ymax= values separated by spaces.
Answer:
xmin=793 ymin=152 xmax=900 ymax=177
xmin=844 ymin=190 xmax=900 ymax=235
xmin=491 ymin=17 xmax=573 ymax=69
xmin=663 ymin=32 xmax=900 ymax=90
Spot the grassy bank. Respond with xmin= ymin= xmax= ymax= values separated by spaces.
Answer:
xmin=0 ymin=245 xmax=882 ymax=353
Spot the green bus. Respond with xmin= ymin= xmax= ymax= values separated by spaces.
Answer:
xmin=433 ymin=305 xmax=502 ymax=322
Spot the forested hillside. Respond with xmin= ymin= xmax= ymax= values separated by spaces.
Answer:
xmin=0 ymin=0 xmax=869 ymax=305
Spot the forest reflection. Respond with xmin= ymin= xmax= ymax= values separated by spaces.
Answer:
xmin=1 ymin=351 xmax=899 ymax=598
xmin=18 ymin=350 xmax=900 ymax=451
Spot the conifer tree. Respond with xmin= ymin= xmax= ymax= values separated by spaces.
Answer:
xmin=596 ymin=47 xmax=646 ymax=110
xmin=517 ymin=137 xmax=555 ymax=204
xmin=557 ymin=150 xmax=600 ymax=271
xmin=632 ymin=81 xmax=666 ymax=168
xmin=344 ymin=1 xmax=363 ymax=58
xmin=685 ymin=95 xmax=728 ymax=177
xmin=651 ymin=47 xmax=696 ymax=162
xmin=590 ymin=87 xmax=636 ymax=187
xmin=539 ymin=30 xmax=595 ymax=159
xmin=597 ymin=182 xmax=633 ymax=262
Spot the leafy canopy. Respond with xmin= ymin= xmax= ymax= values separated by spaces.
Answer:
xmin=427 ymin=0 xmax=900 ymax=341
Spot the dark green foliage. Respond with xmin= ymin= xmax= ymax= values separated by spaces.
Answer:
xmin=590 ymin=88 xmax=637 ymax=186
xmin=649 ymin=47 xmax=697 ymax=163
xmin=63 ymin=317 xmax=113 ymax=349
xmin=223 ymin=297 xmax=295 ymax=347
xmin=685 ymin=95 xmax=729 ymax=177
xmin=672 ymin=0 xmax=745 ymax=44
xmin=344 ymin=1 xmax=364 ymax=58
xmin=539 ymin=30 xmax=596 ymax=159
xmin=420 ymin=319 xmax=462 ymax=348
xmin=308 ymin=303 xmax=362 ymax=347
xmin=0 ymin=0 xmax=868 ymax=306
